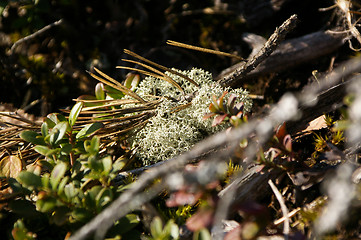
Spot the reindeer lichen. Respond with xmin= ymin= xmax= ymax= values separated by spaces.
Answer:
xmin=130 ymin=68 xmax=252 ymax=165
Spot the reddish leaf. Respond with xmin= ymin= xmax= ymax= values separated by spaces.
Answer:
xmin=217 ymin=91 xmax=228 ymax=112
xmin=227 ymin=94 xmax=237 ymax=110
xmin=275 ymin=122 xmax=287 ymax=142
xmin=235 ymin=110 xmax=244 ymax=118
xmin=211 ymin=95 xmax=219 ymax=110
xmin=224 ymin=225 xmax=242 ymax=240
xmin=186 ymin=208 xmax=214 ymax=232
xmin=166 ymin=190 xmax=202 ymax=207
xmin=203 ymin=112 xmax=216 ymax=120
xmin=268 ymin=147 xmax=282 ymax=161
xmin=283 ymin=134 xmax=292 ymax=152
xmin=212 ymin=114 xmax=228 ymax=127
xmin=208 ymin=103 xmax=218 ymax=113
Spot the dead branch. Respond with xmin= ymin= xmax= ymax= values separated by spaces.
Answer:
xmin=8 ymin=19 xmax=64 ymax=55
xmin=217 ymin=31 xmax=349 ymax=87
xmin=218 ymin=14 xmax=299 ymax=88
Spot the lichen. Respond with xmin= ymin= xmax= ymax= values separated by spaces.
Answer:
xmin=130 ymin=68 xmax=252 ymax=165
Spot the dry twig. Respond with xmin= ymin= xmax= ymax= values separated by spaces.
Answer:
xmin=218 ymin=14 xmax=298 ymax=87
xmin=269 ymin=179 xmax=290 ymax=239
xmin=8 ymin=19 xmax=64 ymax=55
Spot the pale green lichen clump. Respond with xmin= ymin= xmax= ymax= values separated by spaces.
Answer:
xmin=131 ymin=68 xmax=252 ymax=166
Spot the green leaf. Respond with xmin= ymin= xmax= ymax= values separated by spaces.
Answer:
xmin=69 ymin=101 xmax=83 ymax=126
xmin=17 ymin=171 xmax=42 ymax=189
xmin=194 ymin=228 xmax=211 ymax=240
xmin=95 ymin=83 xmax=105 ymax=100
xmin=84 ymin=136 xmax=100 ymax=154
xmin=71 ymin=208 xmax=93 ymax=222
xmin=48 ymin=121 xmax=70 ymax=146
xmin=57 ymin=176 xmax=69 ymax=196
xmin=164 ymin=220 xmax=179 ymax=239
xmin=76 ymin=122 xmax=104 ymax=139
xmin=12 ymin=219 xmax=36 ymax=240
xmin=116 ymin=214 xmax=140 ymax=235
xmin=34 ymin=145 xmax=56 ymax=157
xmin=60 ymin=143 xmax=73 ymax=155
xmin=76 ymin=95 xmax=98 ymax=107
xmin=46 ymin=113 xmax=67 ymax=128
xmin=102 ymin=156 xmax=112 ymax=174
xmin=150 ymin=216 xmax=163 ymax=238
xmin=36 ymin=196 xmax=57 ymax=213
xmin=95 ymin=187 xmax=113 ymax=209
xmin=41 ymin=173 xmax=50 ymax=189
xmin=104 ymin=85 xmax=125 ymax=99
xmin=41 ymin=122 xmax=49 ymax=137
xmin=83 ymin=186 xmax=102 ymax=210
xmin=64 ymin=183 xmax=78 ymax=200
xmin=0 ymin=155 xmax=23 ymax=178
xmin=20 ymin=131 xmax=46 ymax=146
xmin=50 ymin=162 xmax=67 ymax=190
xmin=124 ymin=73 xmax=140 ymax=91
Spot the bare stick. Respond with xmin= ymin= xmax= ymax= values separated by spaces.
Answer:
xmin=269 ymin=179 xmax=290 ymax=239
xmin=216 ymin=31 xmax=348 ymax=84
xmin=274 ymin=208 xmax=300 ymax=225
xmin=218 ymin=14 xmax=298 ymax=87
xmin=9 ymin=19 xmax=64 ymax=54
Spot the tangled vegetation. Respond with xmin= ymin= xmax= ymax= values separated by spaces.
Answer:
xmin=1 ymin=0 xmax=361 ymax=240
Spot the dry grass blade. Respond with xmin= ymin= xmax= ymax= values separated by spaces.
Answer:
xmin=89 ymin=68 xmax=146 ymax=103
xmin=124 ymin=49 xmax=199 ymax=87
xmin=0 ymin=112 xmax=41 ymax=126
xmin=77 ymin=105 xmax=159 ymax=119
xmin=74 ymin=98 xmax=139 ymax=104
xmin=167 ymin=40 xmax=245 ymax=61
xmin=118 ymin=60 xmax=185 ymax=93
xmin=79 ymin=99 xmax=143 ymax=112
xmin=98 ymin=114 xmax=153 ymax=139
xmin=170 ymin=102 xmax=192 ymax=113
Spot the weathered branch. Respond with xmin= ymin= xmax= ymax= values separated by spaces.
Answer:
xmin=218 ymin=14 xmax=299 ymax=87
xmin=8 ymin=19 xmax=64 ymax=55
xmin=217 ymin=31 xmax=349 ymax=87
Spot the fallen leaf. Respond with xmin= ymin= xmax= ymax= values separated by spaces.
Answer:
xmin=0 ymin=155 xmax=23 ymax=178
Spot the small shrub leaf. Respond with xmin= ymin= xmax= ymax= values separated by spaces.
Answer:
xmin=69 ymin=101 xmax=83 ymax=126
xmin=95 ymin=83 xmax=105 ymax=100
xmin=17 ymin=171 xmax=42 ymax=189
xmin=41 ymin=122 xmax=49 ymax=137
xmin=46 ymin=113 xmax=67 ymax=128
xmin=34 ymin=145 xmax=55 ymax=156
xmin=36 ymin=196 xmax=57 ymax=213
xmin=50 ymin=162 xmax=67 ymax=190
xmin=76 ymin=122 xmax=104 ymax=139
xmin=49 ymin=121 xmax=70 ymax=145
xmin=20 ymin=131 xmax=46 ymax=146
